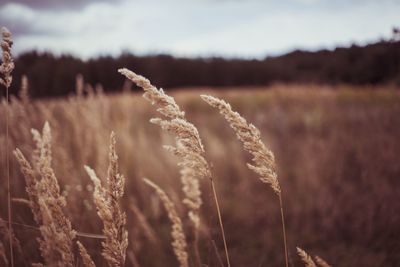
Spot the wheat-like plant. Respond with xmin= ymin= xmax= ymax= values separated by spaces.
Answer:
xmin=201 ymin=95 xmax=279 ymax=193
xmin=201 ymin=94 xmax=288 ymax=267
xmin=0 ymin=27 xmax=14 ymax=88
xmin=117 ymin=69 xmax=205 ymax=227
xmin=297 ymin=247 xmax=317 ymax=267
xmin=314 ymin=255 xmax=332 ymax=267
xmin=1 ymin=26 xmax=14 ymax=267
xmin=14 ymin=122 xmax=77 ymax=267
xmin=118 ymin=68 xmax=231 ymax=267
xmin=84 ymin=132 xmax=128 ymax=267
xmin=143 ymin=178 xmax=189 ymax=267
xmin=118 ymin=69 xmax=205 ymax=230
xmin=77 ymin=241 xmax=96 ymax=267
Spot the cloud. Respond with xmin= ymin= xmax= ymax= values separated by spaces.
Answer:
xmin=0 ymin=0 xmax=121 ymax=10
xmin=0 ymin=0 xmax=399 ymax=59
xmin=168 ymin=1 xmax=399 ymax=57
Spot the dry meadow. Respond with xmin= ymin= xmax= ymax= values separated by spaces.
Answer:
xmin=1 ymin=80 xmax=399 ymax=266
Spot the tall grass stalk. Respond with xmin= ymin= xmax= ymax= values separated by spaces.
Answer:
xmin=201 ymin=94 xmax=288 ymax=267
xmin=118 ymin=68 xmax=232 ymax=267
xmin=1 ymin=26 xmax=14 ymax=267
xmin=210 ymin=177 xmax=231 ymax=267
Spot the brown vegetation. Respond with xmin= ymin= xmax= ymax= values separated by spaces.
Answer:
xmin=1 ymin=28 xmax=400 ymax=267
xmin=1 ymin=82 xmax=399 ymax=266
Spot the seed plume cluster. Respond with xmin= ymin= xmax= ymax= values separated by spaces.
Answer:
xmin=297 ymin=247 xmax=317 ymax=267
xmin=14 ymin=122 xmax=77 ymax=267
xmin=144 ymin=178 xmax=189 ymax=267
xmin=201 ymin=95 xmax=280 ymax=194
xmin=77 ymin=241 xmax=96 ymax=267
xmin=118 ymin=68 xmax=209 ymax=229
xmin=0 ymin=27 xmax=14 ymax=88
xmin=84 ymin=132 xmax=128 ymax=267
xmin=315 ymin=256 xmax=332 ymax=267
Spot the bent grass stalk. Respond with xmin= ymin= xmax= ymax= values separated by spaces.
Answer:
xmin=118 ymin=68 xmax=231 ymax=267
xmin=201 ymin=94 xmax=288 ymax=267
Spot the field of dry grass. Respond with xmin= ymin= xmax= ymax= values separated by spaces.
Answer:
xmin=1 ymin=81 xmax=399 ymax=266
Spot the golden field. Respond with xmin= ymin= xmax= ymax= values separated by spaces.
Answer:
xmin=1 ymin=84 xmax=400 ymax=267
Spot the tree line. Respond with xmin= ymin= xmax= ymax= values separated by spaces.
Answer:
xmin=7 ymin=40 xmax=400 ymax=98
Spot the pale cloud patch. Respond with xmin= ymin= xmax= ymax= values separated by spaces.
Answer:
xmin=0 ymin=0 xmax=398 ymax=59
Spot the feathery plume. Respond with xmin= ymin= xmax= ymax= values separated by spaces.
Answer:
xmin=13 ymin=149 xmax=42 ymax=223
xmin=118 ymin=68 xmax=184 ymax=119
xmin=297 ymin=247 xmax=317 ymax=267
xmin=1 ymin=26 xmax=14 ymax=267
xmin=14 ymin=122 xmax=76 ymax=267
xmin=143 ymin=178 xmax=189 ymax=267
xmin=77 ymin=241 xmax=96 ymax=267
xmin=314 ymin=255 xmax=332 ymax=267
xmin=118 ymin=68 xmax=207 ymax=228
xmin=201 ymin=94 xmax=288 ymax=267
xmin=85 ymin=132 xmax=128 ymax=267
xmin=201 ymin=95 xmax=280 ymax=194
xmin=0 ymin=27 xmax=14 ymax=88
xmin=119 ymin=68 xmax=231 ymax=267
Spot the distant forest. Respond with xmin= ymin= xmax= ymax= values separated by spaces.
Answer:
xmin=7 ymin=40 xmax=400 ymax=98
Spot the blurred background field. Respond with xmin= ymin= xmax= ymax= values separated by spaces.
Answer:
xmin=1 ymin=86 xmax=399 ymax=266
xmin=2 ymin=0 xmax=400 ymax=266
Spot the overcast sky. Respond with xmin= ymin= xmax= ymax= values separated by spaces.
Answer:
xmin=0 ymin=0 xmax=399 ymax=59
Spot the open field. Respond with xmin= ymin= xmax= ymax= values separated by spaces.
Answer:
xmin=1 ymin=85 xmax=400 ymax=267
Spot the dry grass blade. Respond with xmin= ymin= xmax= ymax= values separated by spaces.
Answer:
xmin=143 ymin=178 xmax=189 ymax=267
xmin=201 ymin=94 xmax=288 ymax=267
xmin=119 ymin=68 xmax=231 ymax=267
xmin=1 ymin=26 xmax=15 ymax=267
xmin=13 ymin=149 xmax=42 ymax=223
xmin=201 ymin=95 xmax=279 ymax=194
xmin=77 ymin=241 xmax=96 ymax=267
xmin=0 ymin=27 xmax=14 ymax=88
xmin=85 ymin=132 xmax=128 ymax=267
xmin=297 ymin=247 xmax=317 ymax=267
xmin=118 ymin=69 xmax=205 ymax=227
xmin=314 ymin=255 xmax=332 ymax=267
xmin=118 ymin=68 xmax=184 ymax=119
xmin=14 ymin=122 xmax=77 ymax=267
